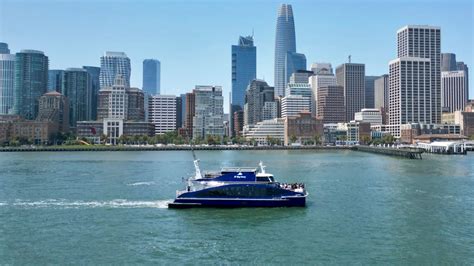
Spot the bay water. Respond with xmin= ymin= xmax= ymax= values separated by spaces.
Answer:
xmin=0 ymin=150 xmax=473 ymax=264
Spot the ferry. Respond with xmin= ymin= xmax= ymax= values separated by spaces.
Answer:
xmin=168 ymin=153 xmax=307 ymax=208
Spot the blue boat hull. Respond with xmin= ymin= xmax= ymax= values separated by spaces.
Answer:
xmin=168 ymin=196 xmax=306 ymax=208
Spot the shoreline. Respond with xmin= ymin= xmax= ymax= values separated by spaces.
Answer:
xmin=0 ymin=145 xmax=352 ymax=152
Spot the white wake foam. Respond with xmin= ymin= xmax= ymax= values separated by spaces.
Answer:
xmin=127 ymin=181 xmax=156 ymax=186
xmin=7 ymin=199 xmax=171 ymax=209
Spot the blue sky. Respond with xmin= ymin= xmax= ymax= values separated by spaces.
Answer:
xmin=1 ymin=0 xmax=473 ymax=112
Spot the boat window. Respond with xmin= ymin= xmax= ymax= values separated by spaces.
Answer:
xmin=256 ymin=176 xmax=271 ymax=182
xmin=193 ymin=185 xmax=291 ymax=198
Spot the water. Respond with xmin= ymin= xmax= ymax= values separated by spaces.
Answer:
xmin=0 ymin=150 xmax=473 ymax=264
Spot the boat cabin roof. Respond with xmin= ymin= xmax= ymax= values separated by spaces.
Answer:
xmin=220 ymin=167 xmax=257 ymax=173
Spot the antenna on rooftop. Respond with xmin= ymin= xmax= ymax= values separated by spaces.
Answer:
xmin=348 ymin=55 xmax=352 ymax=63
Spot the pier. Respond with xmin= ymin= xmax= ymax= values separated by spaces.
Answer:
xmin=353 ymin=146 xmax=424 ymax=159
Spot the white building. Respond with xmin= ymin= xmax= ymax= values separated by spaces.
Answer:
xmin=389 ymin=57 xmax=432 ymax=127
xmin=281 ymin=95 xmax=311 ymax=118
xmin=355 ymin=108 xmax=383 ymax=126
xmin=148 ymin=95 xmax=176 ymax=134
xmin=441 ymin=70 xmax=468 ymax=112
xmin=193 ymin=85 xmax=224 ymax=139
xmin=309 ymin=63 xmax=336 ymax=117
xmin=396 ymin=25 xmax=441 ymax=124
xmin=285 ymin=83 xmax=313 ymax=113
xmin=243 ymin=118 xmax=285 ymax=145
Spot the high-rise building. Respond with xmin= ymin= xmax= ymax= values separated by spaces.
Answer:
xmin=289 ymin=70 xmax=313 ymax=83
xmin=285 ymin=83 xmax=312 ymax=113
xmin=13 ymin=50 xmax=49 ymax=120
xmin=397 ymin=25 xmax=441 ymax=124
xmin=83 ymin=66 xmax=101 ymax=120
xmin=37 ymin=91 xmax=70 ymax=133
xmin=311 ymin=63 xmax=333 ymax=75
xmin=456 ymin=61 xmax=469 ymax=93
xmin=309 ymin=63 xmax=336 ymax=117
xmin=285 ymin=52 xmax=306 ymax=88
xmin=281 ymin=95 xmax=310 ymax=119
xmin=441 ymin=53 xmax=457 ymax=71
xmin=180 ymin=93 xmax=186 ymax=128
xmin=441 ymin=71 xmax=468 ymax=112
xmin=0 ymin=43 xmax=10 ymax=54
xmin=48 ymin=70 xmax=64 ymax=92
xmin=192 ymin=86 xmax=224 ymax=140
xmin=231 ymin=35 xmax=256 ymax=112
xmin=62 ymin=68 xmax=91 ymax=128
xmin=127 ymin=87 xmax=145 ymax=121
xmin=389 ymin=57 xmax=432 ymax=127
xmin=0 ymin=53 xmax=15 ymax=115
xmin=244 ymin=80 xmax=277 ymax=126
xmin=94 ymin=75 xmax=148 ymax=144
xmin=148 ymin=95 xmax=176 ymax=134
xmin=274 ymin=4 xmax=296 ymax=97
xmin=317 ymin=85 xmax=345 ymax=124
xmin=233 ymin=110 xmax=244 ymax=137
xmin=97 ymin=75 xmax=129 ymax=120
xmin=175 ymin=96 xmax=182 ymax=130
xmin=99 ymin=51 xmax=131 ymax=89
xmin=142 ymin=59 xmax=161 ymax=95
xmin=364 ymin=76 xmax=378 ymax=108
xmin=374 ymin=74 xmax=389 ymax=124
xmin=336 ymin=63 xmax=365 ymax=122
xmin=184 ymin=92 xmax=195 ymax=138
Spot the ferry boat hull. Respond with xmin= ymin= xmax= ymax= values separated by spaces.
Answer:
xmin=168 ymin=195 xmax=306 ymax=208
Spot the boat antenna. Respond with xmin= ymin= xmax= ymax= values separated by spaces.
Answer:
xmin=259 ymin=161 xmax=266 ymax=174
xmin=191 ymin=140 xmax=202 ymax=180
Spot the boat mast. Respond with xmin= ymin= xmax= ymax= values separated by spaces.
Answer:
xmin=191 ymin=142 xmax=202 ymax=180
xmin=259 ymin=161 xmax=266 ymax=174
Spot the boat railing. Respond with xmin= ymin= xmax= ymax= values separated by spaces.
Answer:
xmin=279 ymin=183 xmax=305 ymax=193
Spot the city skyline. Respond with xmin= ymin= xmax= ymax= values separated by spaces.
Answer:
xmin=1 ymin=0 xmax=472 ymax=113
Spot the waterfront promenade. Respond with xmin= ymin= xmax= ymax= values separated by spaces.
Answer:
xmin=0 ymin=144 xmax=429 ymax=160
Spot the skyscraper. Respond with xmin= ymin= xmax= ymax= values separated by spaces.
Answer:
xmin=397 ymin=25 xmax=441 ymax=124
xmin=285 ymin=51 xmax=306 ymax=85
xmin=13 ymin=50 xmax=49 ymax=120
xmin=0 ymin=43 xmax=9 ymax=54
xmin=83 ymin=66 xmax=101 ymax=120
xmin=336 ymin=63 xmax=365 ymax=122
xmin=441 ymin=71 xmax=468 ymax=112
xmin=142 ymin=59 xmax=161 ymax=95
xmin=192 ymin=86 xmax=224 ymax=140
xmin=441 ymin=53 xmax=457 ymax=71
xmin=48 ymin=70 xmax=64 ymax=92
xmin=0 ymin=52 xmax=15 ymax=115
xmin=274 ymin=4 xmax=296 ymax=97
xmin=317 ymin=85 xmax=345 ymax=124
xmin=99 ymin=52 xmax=131 ymax=89
xmin=148 ymin=95 xmax=176 ymax=134
xmin=244 ymin=80 xmax=277 ymax=126
xmin=364 ymin=76 xmax=379 ymax=108
xmin=309 ymin=63 xmax=336 ymax=117
xmin=456 ymin=61 xmax=469 ymax=94
xmin=231 ymin=35 xmax=256 ymax=112
xmin=389 ymin=57 xmax=432 ymax=127
xmin=62 ymin=68 xmax=91 ymax=128
xmin=374 ymin=74 xmax=389 ymax=124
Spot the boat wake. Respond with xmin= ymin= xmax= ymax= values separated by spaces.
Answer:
xmin=126 ymin=181 xmax=156 ymax=186
xmin=1 ymin=199 xmax=171 ymax=209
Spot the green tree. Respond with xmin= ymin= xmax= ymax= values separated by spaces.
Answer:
xmin=313 ymin=134 xmax=321 ymax=145
xmin=290 ymin=135 xmax=297 ymax=144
